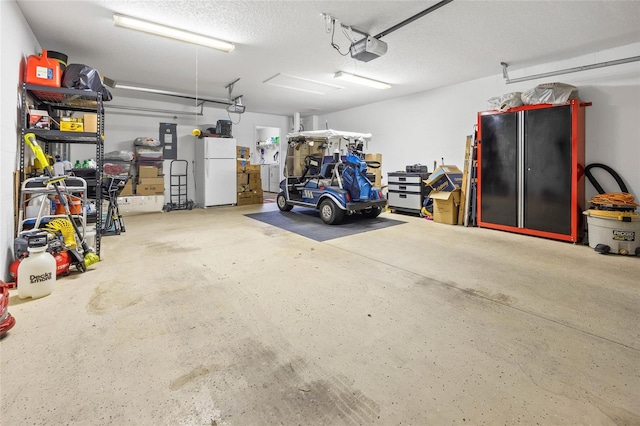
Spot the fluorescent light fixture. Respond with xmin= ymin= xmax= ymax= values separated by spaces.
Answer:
xmin=334 ymin=71 xmax=391 ymax=90
xmin=264 ymin=73 xmax=343 ymax=95
xmin=113 ymin=14 xmax=235 ymax=52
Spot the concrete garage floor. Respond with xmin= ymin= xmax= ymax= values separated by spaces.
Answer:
xmin=1 ymin=202 xmax=639 ymax=425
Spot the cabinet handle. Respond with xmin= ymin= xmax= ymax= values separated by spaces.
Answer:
xmin=399 ymin=194 xmax=407 ymax=198
xmin=399 ymin=185 xmax=406 ymax=190
xmin=399 ymin=177 xmax=407 ymax=182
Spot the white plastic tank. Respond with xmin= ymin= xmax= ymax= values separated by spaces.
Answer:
xmin=18 ymin=231 xmax=56 ymax=299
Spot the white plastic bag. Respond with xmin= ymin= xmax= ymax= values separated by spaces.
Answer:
xmin=521 ymin=82 xmax=578 ymax=105
xmin=487 ymin=92 xmax=523 ymax=111
xmin=104 ymin=150 xmax=134 ymax=161
xmin=134 ymin=137 xmax=161 ymax=147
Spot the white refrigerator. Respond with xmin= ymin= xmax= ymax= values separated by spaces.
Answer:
xmin=195 ymin=137 xmax=237 ymax=207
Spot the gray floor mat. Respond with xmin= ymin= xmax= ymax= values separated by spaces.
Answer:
xmin=245 ymin=209 xmax=407 ymax=242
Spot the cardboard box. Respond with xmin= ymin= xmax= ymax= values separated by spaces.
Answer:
xmin=424 ymin=165 xmax=463 ymax=192
xmin=60 ymin=117 xmax=83 ymax=132
xmin=237 ymin=173 xmax=249 ymax=185
xmin=139 ymin=166 xmax=160 ymax=178
xmin=248 ymin=173 xmax=261 ymax=189
xmin=237 ymin=174 xmax=252 ymax=192
xmin=246 ymin=164 xmax=261 ymax=173
xmin=237 ymin=146 xmax=250 ymax=159
xmin=138 ymin=177 xmax=164 ymax=186
xmin=28 ymin=110 xmax=50 ymax=129
xmin=365 ymin=152 xmax=383 ymax=186
xmin=365 ymin=153 xmax=382 ymax=163
xmin=84 ymin=113 xmax=98 ymax=133
xmin=430 ymin=189 xmax=461 ymax=225
xmin=119 ymin=180 xmax=133 ymax=196
xmin=237 ymin=190 xmax=263 ymax=205
xmin=237 ymin=192 xmax=253 ymax=205
xmin=237 ymin=159 xmax=249 ymax=172
xmin=136 ymin=183 xmax=164 ymax=196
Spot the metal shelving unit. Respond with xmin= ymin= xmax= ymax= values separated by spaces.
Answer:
xmin=20 ymin=83 xmax=105 ymax=255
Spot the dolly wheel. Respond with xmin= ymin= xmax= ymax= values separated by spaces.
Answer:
xmin=319 ymin=199 xmax=344 ymax=225
xmin=277 ymin=192 xmax=293 ymax=211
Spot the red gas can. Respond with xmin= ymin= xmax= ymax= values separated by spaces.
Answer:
xmin=25 ymin=50 xmax=62 ymax=87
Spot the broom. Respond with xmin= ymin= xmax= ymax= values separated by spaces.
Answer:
xmin=24 ymin=133 xmax=99 ymax=267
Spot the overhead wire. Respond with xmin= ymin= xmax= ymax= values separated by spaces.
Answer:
xmin=330 ymin=18 xmax=350 ymax=56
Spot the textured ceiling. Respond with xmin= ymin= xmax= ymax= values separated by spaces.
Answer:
xmin=16 ymin=0 xmax=640 ymax=116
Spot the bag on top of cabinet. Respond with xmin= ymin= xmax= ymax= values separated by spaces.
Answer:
xmin=521 ymin=82 xmax=578 ymax=105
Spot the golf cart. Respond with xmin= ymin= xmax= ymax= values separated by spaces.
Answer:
xmin=277 ymin=129 xmax=387 ymax=224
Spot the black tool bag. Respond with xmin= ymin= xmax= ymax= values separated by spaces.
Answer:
xmin=62 ymin=64 xmax=113 ymax=101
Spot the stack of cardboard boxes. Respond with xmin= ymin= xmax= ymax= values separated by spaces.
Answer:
xmin=424 ymin=165 xmax=463 ymax=225
xmin=135 ymin=166 xmax=164 ymax=196
xmin=236 ymin=146 xmax=263 ymax=206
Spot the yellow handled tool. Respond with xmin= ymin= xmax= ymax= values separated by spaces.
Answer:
xmin=24 ymin=133 xmax=99 ymax=268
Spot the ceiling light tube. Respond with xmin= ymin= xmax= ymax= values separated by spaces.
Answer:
xmin=334 ymin=71 xmax=391 ymax=89
xmin=113 ymin=14 xmax=235 ymax=52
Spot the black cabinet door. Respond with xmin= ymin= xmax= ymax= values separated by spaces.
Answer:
xmin=523 ymin=106 xmax=572 ymax=235
xmin=480 ymin=113 xmax=518 ymax=227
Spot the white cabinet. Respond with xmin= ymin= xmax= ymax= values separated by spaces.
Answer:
xmin=261 ymin=164 xmax=281 ymax=193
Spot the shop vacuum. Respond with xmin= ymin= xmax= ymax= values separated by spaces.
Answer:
xmin=583 ymin=164 xmax=640 ymax=255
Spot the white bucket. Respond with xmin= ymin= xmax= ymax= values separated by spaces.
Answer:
xmin=584 ymin=211 xmax=640 ymax=255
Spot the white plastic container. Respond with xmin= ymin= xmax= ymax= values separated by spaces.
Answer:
xmin=584 ymin=210 xmax=640 ymax=255
xmin=25 ymin=195 xmax=45 ymax=219
xmin=17 ymin=232 xmax=56 ymax=299
xmin=53 ymin=159 xmax=65 ymax=176
xmin=63 ymin=159 xmax=73 ymax=174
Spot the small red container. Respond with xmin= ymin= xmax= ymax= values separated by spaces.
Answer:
xmin=25 ymin=50 xmax=61 ymax=87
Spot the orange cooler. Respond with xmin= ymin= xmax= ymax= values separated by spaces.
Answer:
xmin=26 ymin=50 xmax=61 ymax=87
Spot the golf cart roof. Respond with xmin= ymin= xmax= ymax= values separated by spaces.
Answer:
xmin=286 ymin=129 xmax=372 ymax=140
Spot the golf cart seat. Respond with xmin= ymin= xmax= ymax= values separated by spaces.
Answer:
xmin=322 ymin=163 xmax=336 ymax=179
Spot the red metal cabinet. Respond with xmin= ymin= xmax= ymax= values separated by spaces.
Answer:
xmin=477 ymin=99 xmax=589 ymax=242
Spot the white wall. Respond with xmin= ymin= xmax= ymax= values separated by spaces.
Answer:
xmin=0 ymin=0 xmax=40 ymax=281
xmin=320 ymin=43 xmax=640 ymax=203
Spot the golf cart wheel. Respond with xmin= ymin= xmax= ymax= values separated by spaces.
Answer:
xmin=319 ymin=199 xmax=344 ymax=225
xmin=277 ymin=192 xmax=293 ymax=211
xmin=361 ymin=206 xmax=382 ymax=219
